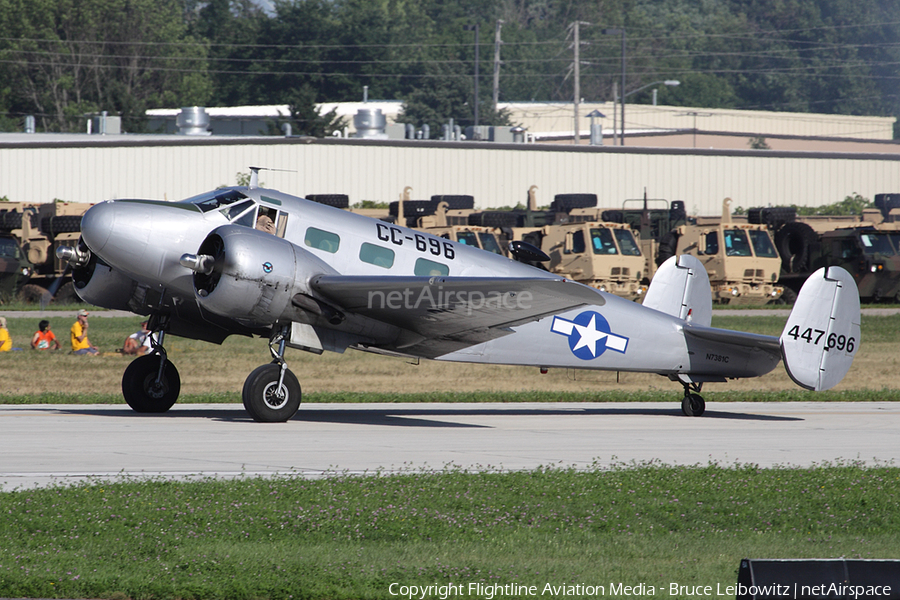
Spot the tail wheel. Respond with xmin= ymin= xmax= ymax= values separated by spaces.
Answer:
xmin=682 ymin=393 xmax=705 ymax=417
xmin=122 ymin=354 xmax=180 ymax=413
xmin=242 ymin=364 xmax=301 ymax=422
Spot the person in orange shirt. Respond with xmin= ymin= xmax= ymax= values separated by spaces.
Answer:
xmin=32 ymin=319 xmax=61 ymax=350
xmin=70 ymin=309 xmax=99 ymax=355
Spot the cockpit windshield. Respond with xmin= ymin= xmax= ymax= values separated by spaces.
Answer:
xmin=179 ymin=189 xmax=249 ymax=213
xmin=859 ymin=232 xmax=895 ymax=256
xmin=0 ymin=236 xmax=20 ymax=259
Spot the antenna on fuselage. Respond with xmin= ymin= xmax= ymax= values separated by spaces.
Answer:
xmin=247 ymin=166 xmax=295 ymax=190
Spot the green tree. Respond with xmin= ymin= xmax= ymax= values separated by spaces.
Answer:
xmin=273 ymin=84 xmax=347 ymax=137
xmin=0 ymin=0 xmax=210 ymax=132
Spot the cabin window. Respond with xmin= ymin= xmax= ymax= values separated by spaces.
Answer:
xmin=415 ymin=258 xmax=449 ymax=276
xmin=478 ymin=232 xmax=503 ymax=255
xmin=565 ymin=230 xmax=586 ymax=254
xmin=360 ymin=243 xmax=395 ymax=268
xmin=723 ymin=229 xmax=752 ymax=257
xmin=748 ymin=230 xmax=778 ymax=258
xmin=613 ymin=228 xmax=641 ymax=256
xmin=457 ymin=231 xmax=478 ymax=246
xmin=590 ymin=228 xmax=618 ymax=254
xmin=704 ymin=232 xmax=719 ymax=255
xmin=304 ymin=227 xmax=340 ymax=253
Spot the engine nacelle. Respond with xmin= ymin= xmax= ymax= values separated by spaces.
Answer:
xmin=72 ymin=256 xmax=141 ymax=311
xmin=188 ymin=225 xmax=338 ymax=325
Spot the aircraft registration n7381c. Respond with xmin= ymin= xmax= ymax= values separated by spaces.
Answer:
xmin=58 ymin=171 xmax=861 ymax=422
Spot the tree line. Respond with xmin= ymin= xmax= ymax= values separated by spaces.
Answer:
xmin=1 ymin=0 xmax=898 ymax=137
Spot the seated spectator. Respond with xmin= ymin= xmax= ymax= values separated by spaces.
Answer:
xmin=0 ymin=316 xmax=11 ymax=352
xmin=70 ymin=309 xmax=99 ymax=356
xmin=123 ymin=321 xmax=155 ymax=356
xmin=32 ymin=320 xmax=61 ymax=350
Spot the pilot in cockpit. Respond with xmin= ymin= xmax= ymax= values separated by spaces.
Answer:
xmin=256 ymin=207 xmax=276 ymax=234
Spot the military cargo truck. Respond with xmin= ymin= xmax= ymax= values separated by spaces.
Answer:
xmin=749 ymin=194 xmax=900 ymax=302
xmin=512 ymin=220 xmax=648 ymax=300
xmin=0 ymin=200 xmax=92 ymax=303
xmin=553 ymin=195 xmax=783 ymax=304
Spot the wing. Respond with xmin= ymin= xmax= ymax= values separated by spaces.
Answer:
xmin=311 ymin=275 xmax=604 ymax=357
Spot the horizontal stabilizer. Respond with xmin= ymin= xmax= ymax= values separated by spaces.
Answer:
xmin=780 ymin=267 xmax=860 ymax=391
xmin=643 ymin=255 xmax=712 ymax=327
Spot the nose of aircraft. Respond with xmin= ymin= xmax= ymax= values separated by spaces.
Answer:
xmin=80 ymin=201 xmax=115 ymax=254
xmin=80 ymin=199 xmax=156 ymax=270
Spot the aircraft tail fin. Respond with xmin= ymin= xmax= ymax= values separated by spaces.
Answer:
xmin=780 ymin=266 xmax=860 ymax=391
xmin=643 ymin=255 xmax=712 ymax=327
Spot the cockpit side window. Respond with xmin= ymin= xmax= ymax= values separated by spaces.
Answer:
xmin=220 ymin=200 xmax=255 ymax=222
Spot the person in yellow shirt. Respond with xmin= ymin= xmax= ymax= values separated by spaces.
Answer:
xmin=0 ymin=316 xmax=11 ymax=352
xmin=70 ymin=309 xmax=99 ymax=355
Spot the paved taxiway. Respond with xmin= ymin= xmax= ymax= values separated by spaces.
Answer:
xmin=2 ymin=402 xmax=898 ymax=490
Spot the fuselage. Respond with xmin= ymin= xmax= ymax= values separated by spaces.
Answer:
xmin=77 ymin=186 xmax=781 ymax=380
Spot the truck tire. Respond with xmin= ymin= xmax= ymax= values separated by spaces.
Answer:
xmin=0 ymin=211 xmax=23 ymax=230
xmin=17 ymin=283 xmax=53 ymax=305
xmin=468 ymin=211 xmax=519 ymax=227
xmin=430 ymin=195 xmax=475 ymax=210
xmin=656 ymin=231 xmax=680 ymax=267
xmin=775 ymin=221 xmax=816 ymax=273
xmin=41 ymin=215 xmax=82 ymax=234
xmin=389 ymin=200 xmax=438 ymax=217
xmin=551 ymin=193 xmax=598 ymax=213
xmin=53 ymin=281 xmax=81 ymax=304
xmin=601 ymin=210 xmax=624 ymax=223
xmin=305 ymin=194 xmax=350 ymax=209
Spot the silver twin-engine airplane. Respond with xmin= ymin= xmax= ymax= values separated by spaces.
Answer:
xmin=58 ymin=171 xmax=861 ymax=422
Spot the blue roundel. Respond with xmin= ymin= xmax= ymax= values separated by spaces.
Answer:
xmin=262 ymin=262 xmax=273 ymax=273
xmin=567 ymin=311 xmax=613 ymax=360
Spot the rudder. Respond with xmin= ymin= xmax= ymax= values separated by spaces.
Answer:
xmin=780 ymin=266 xmax=860 ymax=391
xmin=643 ymin=255 xmax=712 ymax=327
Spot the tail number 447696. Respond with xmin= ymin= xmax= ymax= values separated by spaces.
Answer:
xmin=786 ymin=325 xmax=856 ymax=353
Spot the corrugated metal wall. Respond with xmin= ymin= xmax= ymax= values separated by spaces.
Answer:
xmin=2 ymin=137 xmax=900 ymax=216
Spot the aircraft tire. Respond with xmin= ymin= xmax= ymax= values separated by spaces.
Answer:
xmin=681 ymin=393 xmax=705 ymax=417
xmin=242 ymin=364 xmax=301 ymax=422
xmin=122 ymin=354 xmax=180 ymax=413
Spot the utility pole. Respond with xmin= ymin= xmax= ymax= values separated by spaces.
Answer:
xmin=572 ymin=21 xmax=587 ymax=146
xmin=464 ymin=24 xmax=480 ymax=128
xmin=492 ymin=20 xmax=504 ymax=114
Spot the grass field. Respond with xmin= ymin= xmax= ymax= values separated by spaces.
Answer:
xmin=1 ymin=313 xmax=899 ymax=401
xmin=1 ymin=313 xmax=898 ymax=599
xmin=0 ymin=463 xmax=898 ymax=600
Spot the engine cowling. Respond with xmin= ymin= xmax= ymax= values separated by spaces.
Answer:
xmin=72 ymin=254 xmax=141 ymax=311
xmin=186 ymin=225 xmax=338 ymax=325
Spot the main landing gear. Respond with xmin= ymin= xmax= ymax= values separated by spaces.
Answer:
xmin=241 ymin=324 xmax=301 ymax=423
xmin=681 ymin=382 xmax=705 ymax=417
xmin=122 ymin=328 xmax=181 ymax=413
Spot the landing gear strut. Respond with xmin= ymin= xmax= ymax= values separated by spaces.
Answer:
xmin=242 ymin=324 xmax=301 ymax=422
xmin=681 ymin=382 xmax=705 ymax=417
xmin=122 ymin=327 xmax=181 ymax=413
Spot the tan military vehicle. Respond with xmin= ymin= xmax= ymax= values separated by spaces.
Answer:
xmin=653 ymin=199 xmax=783 ymax=304
xmin=0 ymin=200 xmax=92 ymax=303
xmin=513 ymin=220 xmax=647 ymax=300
